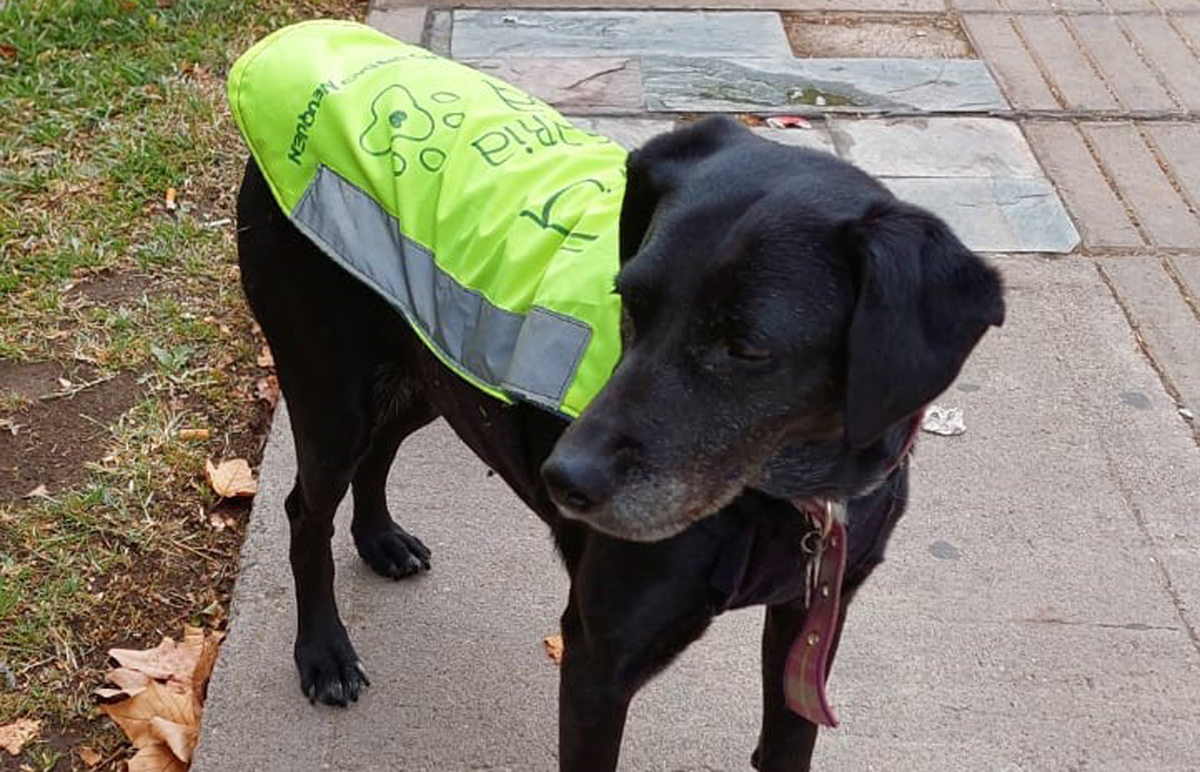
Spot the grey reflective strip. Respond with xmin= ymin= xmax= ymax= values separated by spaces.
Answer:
xmin=291 ymin=166 xmax=590 ymax=412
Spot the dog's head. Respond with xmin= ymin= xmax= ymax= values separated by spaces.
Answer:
xmin=542 ymin=116 xmax=1004 ymax=541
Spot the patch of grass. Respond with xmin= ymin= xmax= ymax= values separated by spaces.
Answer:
xmin=0 ymin=0 xmax=365 ymax=766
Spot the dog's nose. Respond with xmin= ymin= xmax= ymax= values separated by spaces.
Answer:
xmin=542 ymin=452 xmax=612 ymax=514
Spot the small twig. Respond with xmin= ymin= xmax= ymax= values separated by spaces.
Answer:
xmin=37 ymin=374 xmax=116 ymax=402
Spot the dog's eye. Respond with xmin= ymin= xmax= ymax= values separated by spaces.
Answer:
xmin=727 ymin=340 xmax=772 ymax=363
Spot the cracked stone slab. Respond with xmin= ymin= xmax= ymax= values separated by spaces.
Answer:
xmin=565 ymin=117 xmax=675 ymax=150
xmin=641 ymin=57 xmax=1007 ymax=114
xmin=463 ymin=58 xmax=643 ymax=114
xmin=830 ymin=117 xmax=1042 ymax=178
xmin=884 ymin=177 xmax=1079 ymax=253
xmin=450 ymin=10 xmax=792 ymax=59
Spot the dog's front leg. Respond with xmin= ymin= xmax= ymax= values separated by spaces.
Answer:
xmin=557 ymin=532 xmax=718 ymax=772
xmin=558 ymin=594 xmax=632 ymax=772
xmin=753 ymin=599 xmax=850 ymax=771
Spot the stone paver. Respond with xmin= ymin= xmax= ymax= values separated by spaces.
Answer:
xmin=366 ymin=5 xmax=426 ymax=44
xmin=426 ymin=8 xmax=450 ymax=55
xmin=1122 ymin=15 xmax=1200 ymax=112
xmin=450 ymin=10 xmax=792 ymax=59
xmin=1070 ymin=15 xmax=1177 ymax=112
xmin=1083 ymin=122 xmax=1200 ymax=249
xmin=564 ymin=117 xmax=675 ymax=150
xmin=1171 ymin=255 xmax=1200 ymax=302
xmin=830 ymin=117 xmax=1041 ymax=178
xmin=884 ymin=177 xmax=1078 ymax=253
xmin=960 ymin=14 xmax=1059 ymax=110
xmin=1017 ymin=16 xmax=1117 ymax=111
xmin=1022 ymin=121 xmax=1143 ymax=250
xmin=194 ymin=258 xmax=1200 ymax=771
xmin=1102 ymin=257 xmax=1200 ymax=417
xmin=462 ymin=58 xmax=643 ymax=114
xmin=1144 ymin=123 xmax=1200 ymax=212
xmin=641 ymin=57 xmax=1007 ymax=114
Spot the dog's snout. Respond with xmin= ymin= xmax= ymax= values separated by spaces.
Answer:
xmin=542 ymin=451 xmax=613 ymax=514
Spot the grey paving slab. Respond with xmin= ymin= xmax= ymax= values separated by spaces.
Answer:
xmin=961 ymin=14 xmax=1059 ymax=111
xmin=463 ymin=58 xmax=643 ymax=114
xmin=450 ymin=10 xmax=792 ymax=59
xmin=1102 ymin=257 xmax=1200 ymax=419
xmin=884 ymin=177 xmax=1079 ymax=253
xmin=195 ymin=257 xmax=1200 ymax=771
xmin=752 ymin=125 xmax=837 ymax=154
xmin=829 ymin=117 xmax=1042 ymax=178
xmin=1083 ymin=122 xmax=1200 ymax=249
xmin=1022 ymin=121 xmax=1143 ymax=250
xmin=1144 ymin=122 xmax=1200 ymax=211
xmin=1017 ymin=16 xmax=1118 ymax=112
xmin=366 ymin=5 xmax=426 ymax=44
xmin=565 ymin=117 xmax=676 ymax=151
xmin=1070 ymin=15 xmax=1177 ymax=112
xmin=1171 ymin=255 xmax=1200 ymax=304
xmin=641 ymin=57 xmax=1007 ymax=114
xmin=1122 ymin=15 xmax=1200 ymax=112
xmin=426 ymin=8 xmax=450 ymax=56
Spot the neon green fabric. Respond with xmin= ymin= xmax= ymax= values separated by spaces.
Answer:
xmin=228 ymin=20 xmax=627 ymax=416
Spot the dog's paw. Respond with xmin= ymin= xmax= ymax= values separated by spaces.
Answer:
xmin=295 ymin=633 xmax=370 ymax=707
xmin=353 ymin=521 xmax=432 ymax=579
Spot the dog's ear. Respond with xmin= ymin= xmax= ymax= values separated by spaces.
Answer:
xmin=841 ymin=199 xmax=1005 ymax=448
xmin=620 ymin=116 xmax=748 ymax=262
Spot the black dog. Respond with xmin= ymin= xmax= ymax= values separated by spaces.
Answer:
xmin=236 ymin=115 xmax=1004 ymax=771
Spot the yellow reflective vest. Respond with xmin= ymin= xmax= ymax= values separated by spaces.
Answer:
xmin=228 ymin=20 xmax=628 ymax=416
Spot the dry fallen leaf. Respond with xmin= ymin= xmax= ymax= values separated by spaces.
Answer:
xmin=0 ymin=45 xmax=17 ymax=59
xmin=95 ymin=666 xmax=151 ymax=700
xmin=255 ymin=375 xmax=280 ymax=407
xmin=78 ymin=745 xmax=102 ymax=767
xmin=0 ymin=718 xmax=41 ymax=755
xmin=128 ymin=742 xmax=188 ymax=772
xmin=205 ymin=458 xmax=257 ymax=498
xmin=98 ymin=628 xmax=224 ymax=771
xmin=178 ymin=427 xmax=210 ymax=441
xmin=543 ymin=634 xmax=564 ymax=665
xmin=256 ymin=345 xmax=274 ymax=368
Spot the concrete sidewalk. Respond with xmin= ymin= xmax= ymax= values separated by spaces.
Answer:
xmin=196 ymin=2 xmax=1200 ymax=769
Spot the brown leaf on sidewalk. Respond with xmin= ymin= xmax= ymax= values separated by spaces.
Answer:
xmin=205 ymin=458 xmax=257 ymax=498
xmin=0 ymin=718 xmax=41 ymax=755
xmin=543 ymin=634 xmax=564 ymax=665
